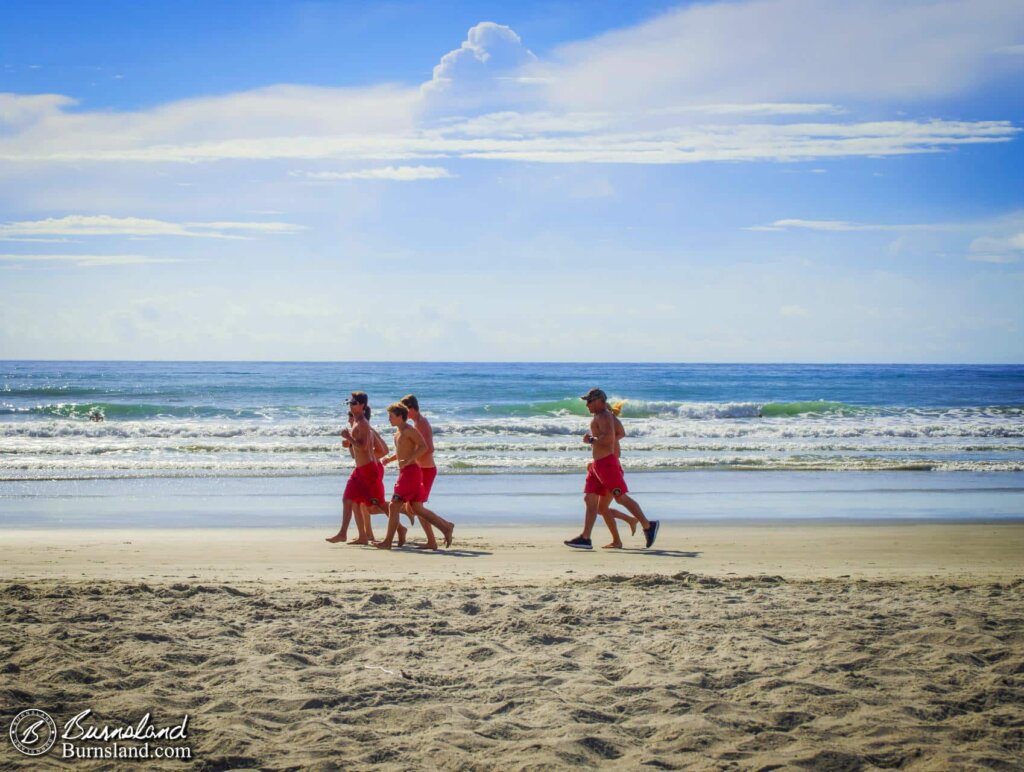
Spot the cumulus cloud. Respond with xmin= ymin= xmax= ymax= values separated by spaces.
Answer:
xmin=0 ymin=215 xmax=305 ymax=240
xmin=423 ymin=22 xmax=538 ymax=110
xmin=289 ymin=165 xmax=455 ymax=181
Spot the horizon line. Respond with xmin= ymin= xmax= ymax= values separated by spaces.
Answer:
xmin=2 ymin=359 xmax=1023 ymax=367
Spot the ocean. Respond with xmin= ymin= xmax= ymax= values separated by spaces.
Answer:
xmin=2 ymin=361 xmax=1023 ymax=480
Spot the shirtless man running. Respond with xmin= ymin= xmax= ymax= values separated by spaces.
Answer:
xmin=393 ymin=393 xmax=452 ymax=550
xmin=356 ymin=407 xmax=407 ymax=546
xmin=375 ymin=402 xmax=454 ymax=550
xmin=326 ymin=392 xmax=384 ymax=545
xmin=564 ymin=388 xmax=660 ymax=550
xmin=597 ymin=408 xmax=642 ymax=548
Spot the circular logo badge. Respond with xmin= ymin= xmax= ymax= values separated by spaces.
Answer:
xmin=9 ymin=709 xmax=57 ymax=756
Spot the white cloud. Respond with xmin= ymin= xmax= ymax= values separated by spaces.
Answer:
xmin=536 ymin=0 xmax=1024 ymax=109
xmin=0 ymin=253 xmax=183 ymax=267
xmin=423 ymin=22 xmax=538 ymax=109
xmin=0 ymin=4 xmax=1020 ymax=172
xmin=0 ymin=84 xmax=419 ymax=163
xmin=750 ymin=211 xmax=1024 ymax=264
xmin=0 ymin=93 xmax=76 ymax=127
xmin=290 ymin=165 xmax=455 ymax=181
xmin=970 ymin=232 xmax=1024 ymax=252
xmin=679 ymin=103 xmax=844 ymax=116
xmin=0 ymin=215 xmax=305 ymax=239
xmin=969 ymin=232 xmax=1024 ymax=263
xmin=3 ymin=113 xmax=1011 ymax=165
xmin=969 ymin=253 xmax=1022 ymax=264
xmin=750 ymin=218 xmax=965 ymax=232
xmin=443 ymin=119 xmax=1017 ymax=165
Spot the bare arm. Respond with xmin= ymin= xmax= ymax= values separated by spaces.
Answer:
xmin=372 ymin=430 xmax=388 ymax=459
xmin=418 ymin=419 xmax=434 ymax=453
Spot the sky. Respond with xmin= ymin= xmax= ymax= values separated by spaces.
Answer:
xmin=1 ymin=0 xmax=1023 ymax=363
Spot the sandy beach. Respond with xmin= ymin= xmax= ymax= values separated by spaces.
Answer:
xmin=2 ymin=524 xmax=1022 ymax=769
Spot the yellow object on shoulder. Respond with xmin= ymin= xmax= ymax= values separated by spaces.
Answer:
xmin=610 ymin=400 xmax=626 ymax=416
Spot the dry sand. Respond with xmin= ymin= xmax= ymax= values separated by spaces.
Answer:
xmin=1 ymin=525 xmax=1022 ymax=770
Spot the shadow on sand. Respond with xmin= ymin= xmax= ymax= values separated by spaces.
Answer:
xmin=614 ymin=548 xmax=702 ymax=558
xmin=398 ymin=547 xmax=493 ymax=558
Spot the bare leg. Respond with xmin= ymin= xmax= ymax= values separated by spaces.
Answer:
xmin=404 ymin=502 xmax=416 ymax=526
xmin=366 ymin=503 xmax=406 ymax=545
xmin=374 ymin=499 xmax=405 ymax=549
xmin=411 ymin=503 xmax=453 ymax=547
xmin=354 ymin=504 xmax=374 ymax=543
xmin=415 ymin=519 xmax=440 ymax=550
xmin=580 ymin=493 xmax=600 ymax=540
xmin=608 ymin=506 xmax=638 ymax=535
xmin=598 ymin=494 xmax=623 ymax=549
xmin=416 ymin=504 xmax=448 ymax=548
xmin=326 ymin=498 xmax=358 ymax=543
xmin=613 ymin=493 xmax=650 ymax=530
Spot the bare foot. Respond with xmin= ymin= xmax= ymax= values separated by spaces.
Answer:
xmin=348 ymin=537 xmax=369 ymax=545
xmin=325 ymin=532 xmax=347 ymax=543
xmin=602 ymin=542 xmax=624 ymax=549
xmin=628 ymin=517 xmax=638 ymax=536
xmin=397 ymin=525 xmax=408 ymax=547
xmin=443 ymin=525 xmax=454 ymax=548
xmin=415 ymin=542 xmax=439 ymax=550
xmin=373 ymin=541 xmax=392 ymax=550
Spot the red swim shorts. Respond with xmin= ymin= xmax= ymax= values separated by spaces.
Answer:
xmin=344 ymin=462 xmax=384 ymax=506
xmin=420 ymin=466 xmax=438 ymax=501
xmin=393 ymin=464 xmax=425 ymax=503
xmin=371 ymin=461 xmax=386 ymax=505
xmin=583 ymin=455 xmax=629 ymax=497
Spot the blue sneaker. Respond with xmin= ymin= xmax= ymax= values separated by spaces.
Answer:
xmin=644 ymin=520 xmax=660 ymax=548
xmin=564 ymin=536 xmax=593 ymax=550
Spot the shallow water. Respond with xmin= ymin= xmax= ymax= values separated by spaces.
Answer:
xmin=2 ymin=471 xmax=1022 ymax=528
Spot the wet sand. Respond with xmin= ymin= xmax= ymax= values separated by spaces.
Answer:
xmin=1 ymin=525 xmax=1022 ymax=769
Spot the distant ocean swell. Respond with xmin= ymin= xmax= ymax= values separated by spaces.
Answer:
xmin=1 ymin=399 xmax=1022 ymax=480
xmin=14 ymin=398 xmax=1024 ymax=422
xmin=5 ymin=357 xmax=1024 ymax=482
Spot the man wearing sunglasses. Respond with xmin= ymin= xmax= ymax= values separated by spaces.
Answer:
xmin=564 ymin=388 xmax=660 ymax=550
xmin=326 ymin=391 xmax=385 ymax=545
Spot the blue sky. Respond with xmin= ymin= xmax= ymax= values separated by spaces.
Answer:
xmin=1 ymin=0 xmax=1023 ymax=362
